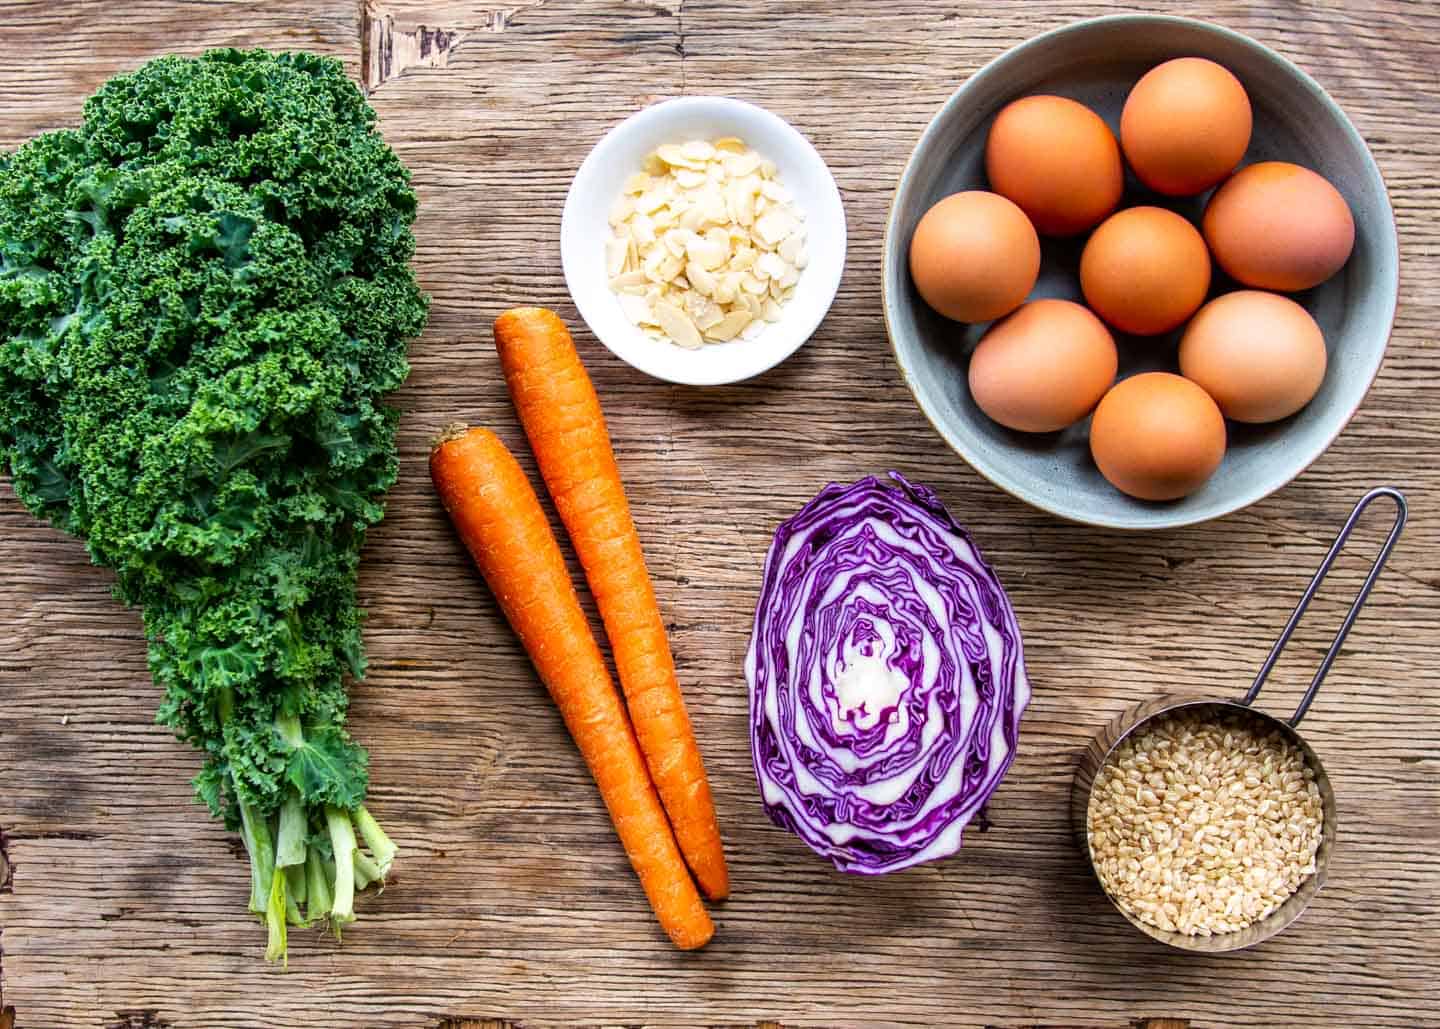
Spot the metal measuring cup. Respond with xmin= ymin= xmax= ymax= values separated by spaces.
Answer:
xmin=1070 ymin=487 xmax=1408 ymax=952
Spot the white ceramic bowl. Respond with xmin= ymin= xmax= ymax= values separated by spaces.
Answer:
xmin=562 ymin=96 xmax=846 ymax=386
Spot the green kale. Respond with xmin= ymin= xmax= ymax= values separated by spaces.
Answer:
xmin=0 ymin=48 xmax=427 ymax=961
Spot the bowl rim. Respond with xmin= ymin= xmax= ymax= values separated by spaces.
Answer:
xmin=561 ymin=95 xmax=847 ymax=386
xmin=881 ymin=13 xmax=1400 ymax=531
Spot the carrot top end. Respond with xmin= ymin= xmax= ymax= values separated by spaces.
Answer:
xmin=431 ymin=422 xmax=473 ymax=450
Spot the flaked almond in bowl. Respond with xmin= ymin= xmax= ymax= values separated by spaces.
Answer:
xmin=563 ymin=97 xmax=845 ymax=385
xmin=606 ymin=138 xmax=808 ymax=349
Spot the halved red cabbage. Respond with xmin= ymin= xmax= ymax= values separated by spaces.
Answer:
xmin=745 ymin=472 xmax=1031 ymax=874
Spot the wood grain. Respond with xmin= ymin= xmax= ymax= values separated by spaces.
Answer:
xmin=2 ymin=1 xmax=1438 ymax=1026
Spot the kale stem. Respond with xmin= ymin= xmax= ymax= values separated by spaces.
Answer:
xmin=304 ymin=847 xmax=333 ymax=925
xmin=284 ymin=864 xmax=308 ymax=926
xmin=236 ymin=800 xmax=275 ymax=916
xmin=274 ymin=712 xmax=304 ymax=750
xmin=352 ymin=805 xmax=395 ymax=878
xmin=353 ymin=854 xmax=373 ymax=892
xmin=263 ymin=866 xmax=288 ymax=965
xmin=353 ymin=849 xmax=383 ymax=891
xmin=324 ymin=804 xmax=358 ymax=931
xmin=220 ymin=686 xmax=276 ymax=915
xmin=275 ymin=791 xmax=306 ymax=868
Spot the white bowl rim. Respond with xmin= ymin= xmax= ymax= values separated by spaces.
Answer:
xmin=882 ymin=13 xmax=1400 ymax=530
xmin=562 ymin=95 xmax=847 ymax=386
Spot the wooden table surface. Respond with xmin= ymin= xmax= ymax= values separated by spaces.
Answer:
xmin=1 ymin=1 xmax=1437 ymax=1026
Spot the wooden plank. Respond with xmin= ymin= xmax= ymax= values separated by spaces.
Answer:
xmin=1 ymin=0 xmax=1438 ymax=1026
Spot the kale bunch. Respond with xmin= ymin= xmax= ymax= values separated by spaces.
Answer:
xmin=0 ymin=49 xmax=428 ymax=960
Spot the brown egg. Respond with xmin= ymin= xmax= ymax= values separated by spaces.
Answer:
xmin=968 ymin=299 xmax=1119 ymax=432
xmin=985 ymin=95 xmax=1124 ymax=236
xmin=1090 ymin=372 xmax=1227 ymax=501
xmin=1203 ymin=162 xmax=1355 ymax=291
xmin=1080 ymin=207 xmax=1211 ymax=336
xmin=909 ymin=191 xmax=1041 ymax=323
xmin=1121 ymin=58 xmax=1252 ymax=196
xmin=1179 ymin=291 xmax=1327 ymax=423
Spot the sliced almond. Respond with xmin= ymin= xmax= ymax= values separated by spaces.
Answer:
xmin=696 ymin=307 xmax=724 ymax=332
xmin=655 ymin=301 xmax=703 ymax=348
xmin=674 ymin=168 xmax=708 ymax=189
xmin=726 ymin=152 xmax=760 ymax=178
xmin=686 ymin=261 xmax=717 ymax=296
xmin=755 ymin=252 xmax=789 ymax=281
xmin=700 ymin=193 xmax=729 ymax=227
xmin=662 ymin=229 xmax=691 ymax=259
xmin=657 ymin=143 xmax=706 ymax=170
xmin=656 ymin=253 xmax=684 ymax=283
xmin=630 ymin=212 xmax=656 ymax=246
xmin=704 ymin=309 xmax=752 ymax=341
xmin=726 ymin=182 xmax=755 ymax=227
xmin=622 ymin=172 xmax=652 ymax=196
xmin=761 ymin=298 xmax=783 ymax=322
xmin=642 ymin=247 xmax=668 ymax=282
xmin=678 ymin=203 xmax=706 ymax=232
xmin=685 ymin=236 xmax=727 ymax=271
xmin=686 ymin=292 xmax=724 ymax=330
xmin=760 ymin=180 xmax=792 ymax=205
xmin=605 ymin=237 xmax=628 ymax=278
xmin=681 ymin=140 xmax=716 ymax=162
xmin=634 ymin=190 xmax=667 ymax=216
xmin=714 ymin=136 xmax=746 ymax=153
xmin=754 ymin=209 xmax=797 ymax=248
xmin=617 ymin=292 xmax=655 ymax=326
xmin=610 ymin=270 xmax=648 ymax=290
xmin=609 ymin=195 xmax=634 ymax=226
xmin=740 ymin=273 xmax=768 ymax=295
xmin=713 ymin=273 xmax=740 ymax=305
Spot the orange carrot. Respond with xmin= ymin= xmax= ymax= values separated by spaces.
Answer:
xmin=430 ymin=425 xmax=713 ymax=950
xmin=493 ymin=307 xmax=730 ymax=901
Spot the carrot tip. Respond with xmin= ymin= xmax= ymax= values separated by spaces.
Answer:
xmin=431 ymin=422 xmax=472 ymax=450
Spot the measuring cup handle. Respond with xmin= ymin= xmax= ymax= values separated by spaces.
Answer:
xmin=1241 ymin=486 xmax=1407 ymax=727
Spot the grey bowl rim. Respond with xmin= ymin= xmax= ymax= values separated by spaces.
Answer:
xmin=881 ymin=13 xmax=1401 ymax=532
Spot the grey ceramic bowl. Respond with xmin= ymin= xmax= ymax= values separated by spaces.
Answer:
xmin=883 ymin=15 xmax=1398 ymax=530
